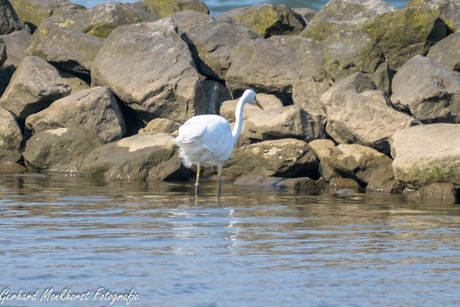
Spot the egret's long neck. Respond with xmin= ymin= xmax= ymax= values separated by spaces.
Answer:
xmin=231 ymin=97 xmax=246 ymax=145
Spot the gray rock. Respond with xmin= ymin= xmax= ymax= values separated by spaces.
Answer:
xmin=407 ymin=0 xmax=460 ymax=31
xmin=391 ymin=55 xmax=460 ymax=123
xmin=330 ymin=143 xmax=392 ymax=185
xmin=91 ymin=19 xmax=207 ymax=123
xmin=329 ymin=177 xmax=360 ymax=194
xmin=0 ymin=56 xmax=71 ymax=121
xmin=234 ymin=175 xmax=319 ymax=193
xmin=0 ymin=29 xmax=31 ymax=68
xmin=144 ymin=0 xmax=209 ymax=18
xmin=300 ymin=0 xmax=395 ymax=41
xmin=25 ymin=87 xmax=125 ymax=143
xmin=0 ymin=106 xmax=23 ymax=162
xmin=0 ymin=0 xmax=26 ymax=35
xmin=79 ymin=132 xmax=179 ymax=181
xmin=366 ymin=163 xmax=403 ymax=193
xmin=321 ymin=73 xmax=416 ymax=154
xmin=223 ymin=138 xmax=319 ymax=179
xmin=309 ymin=139 xmax=339 ymax=181
xmin=23 ymin=127 xmax=104 ymax=173
xmin=292 ymin=8 xmax=317 ymax=26
xmin=390 ymin=124 xmax=460 ymax=186
xmin=180 ymin=18 xmax=258 ymax=80
xmin=169 ymin=10 xmax=213 ymax=34
xmin=427 ymin=30 xmax=460 ymax=72
xmin=216 ymin=3 xmax=304 ymax=38
xmin=202 ymin=79 xmax=232 ymax=115
xmin=292 ymin=77 xmax=331 ymax=117
xmin=0 ymin=39 xmax=5 ymax=67
xmin=403 ymin=183 xmax=458 ymax=205
xmin=220 ymin=93 xmax=284 ymax=123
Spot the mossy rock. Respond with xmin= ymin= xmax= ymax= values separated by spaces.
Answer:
xmin=407 ymin=0 xmax=460 ymax=32
xmin=144 ymin=0 xmax=209 ymax=18
xmin=362 ymin=8 xmax=448 ymax=69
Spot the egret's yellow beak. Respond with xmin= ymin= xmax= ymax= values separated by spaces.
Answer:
xmin=256 ymin=99 xmax=263 ymax=110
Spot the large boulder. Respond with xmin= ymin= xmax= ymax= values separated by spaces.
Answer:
xmin=391 ymin=55 xmax=460 ymax=123
xmin=220 ymin=93 xmax=284 ymax=122
xmin=223 ymin=138 xmax=319 ymax=179
xmin=25 ymin=87 xmax=126 ymax=143
xmin=144 ymin=0 xmax=209 ymax=17
xmin=300 ymin=0 xmax=395 ymax=41
xmin=0 ymin=0 xmax=26 ymax=35
xmin=390 ymin=124 xmax=460 ymax=186
xmin=427 ymin=30 xmax=460 ymax=72
xmin=407 ymin=0 xmax=460 ymax=31
xmin=179 ymin=18 xmax=258 ymax=80
xmin=0 ymin=55 xmax=71 ymax=121
xmin=216 ymin=3 xmax=304 ymax=38
xmin=0 ymin=29 xmax=31 ymax=68
xmin=79 ymin=132 xmax=182 ymax=181
xmin=320 ymin=73 xmax=416 ymax=154
xmin=91 ymin=19 xmax=207 ymax=123
xmin=309 ymin=139 xmax=339 ymax=181
xmin=23 ymin=127 xmax=104 ymax=173
xmin=329 ymin=143 xmax=392 ymax=185
xmin=362 ymin=8 xmax=448 ymax=69
xmin=0 ymin=106 xmax=23 ymax=162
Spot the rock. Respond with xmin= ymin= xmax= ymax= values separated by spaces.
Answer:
xmin=0 ymin=56 xmax=71 ymax=121
xmin=216 ymin=3 xmax=304 ymax=38
xmin=292 ymin=77 xmax=331 ymax=117
xmin=0 ymin=106 xmax=23 ymax=162
xmin=329 ymin=177 xmax=360 ymax=194
xmin=0 ymin=0 xmax=26 ymax=35
xmin=300 ymin=0 xmax=395 ymax=41
xmin=407 ymin=0 xmax=460 ymax=31
xmin=390 ymin=124 xmax=460 ymax=186
xmin=234 ymin=175 xmax=319 ymax=193
xmin=144 ymin=0 xmax=209 ymax=17
xmin=139 ymin=118 xmax=180 ymax=134
xmin=23 ymin=127 xmax=104 ymax=173
xmin=79 ymin=132 xmax=179 ymax=181
xmin=330 ymin=143 xmax=392 ymax=185
xmin=323 ymin=30 xmax=384 ymax=81
xmin=202 ymin=80 xmax=232 ymax=114
xmin=427 ymin=30 xmax=460 ymax=72
xmin=91 ymin=19 xmax=207 ymax=123
xmin=226 ymin=38 xmax=321 ymax=102
xmin=234 ymin=175 xmax=284 ymax=188
xmin=223 ymin=138 xmax=319 ymax=179
xmin=9 ymin=0 xmax=83 ymax=31
xmin=403 ymin=183 xmax=458 ymax=205
xmin=169 ymin=10 xmax=213 ymax=34
xmin=241 ymin=105 xmax=326 ymax=144
xmin=0 ymin=29 xmax=31 ymax=67
xmin=59 ymin=71 xmax=90 ymax=93
xmin=0 ymin=39 xmax=5 ymax=67
xmin=309 ymin=139 xmax=339 ymax=181
xmin=0 ymin=161 xmax=27 ymax=173
xmin=363 ymin=8 xmax=448 ymax=69
xmin=25 ymin=87 xmax=125 ymax=143
xmin=292 ymin=8 xmax=317 ymax=26
xmin=321 ymin=73 xmax=416 ymax=154
xmin=220 ymin=93 xmax=284 ymax=122
xmin=180 ymin=18 xmax=258 ymax=80
xmin=391 ymin=55 xmax=460 ymax=123
xmin=366 ymin=163 xmax=404 ymax=193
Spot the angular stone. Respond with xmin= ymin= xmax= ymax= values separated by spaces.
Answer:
xmin=144 ymin=0 xmax=209 ymax=17
xmin=0 ymin=0 xmax=26 ymax=35
xmin=139 ymin=118 xmax=180 ymax=134
xmin=403 ymin=183 xmax=458 ymax=205
xmin=220 ymin=93 xmax=284 ymax=123
xmin=0 ymin=106 xmax=23 ymax=162
xmin=0 ymin=29 xmax=31 ymax=68
xmin=309 ymin=139 xmax=339 ymax=181
xmin=407 ymin=0 xmax=460 ymax=31
xmin=427 ymin=30 xmax=460 ymax=72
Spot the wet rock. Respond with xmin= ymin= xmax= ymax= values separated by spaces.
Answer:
xmin=323 ymin=30 xmax=384 ymax=81
xmin=217 ymin=3 xmax=304 ymax=38
xmin=407 ymin=0 xmax=460 ymax=31
xmin=300 ymin=0 xmax=395 ymax=41
xmin=241 ymin=105 xmax=326 ymax=144
xmin=25 ymin=87 xmax=125 ymax=143
xmin=234 ymin=175 xmax=319 ymax=193
xmin=0 ymin=106 xmax=23 ymax=162
xmin=23 ymin=127 xmax=104 ymax=173
xmin=330 ymin=143 xmax=392 ymax=185
xmin=427 ymin=30 xmax=460 ymax=72
xmin=80 ymin=132 xmax=179 ymax=181
xmin=180 ymin=17 xmax=258 ymax=80
xmin=234 ymin=175 xmax=283 ymax=188
xmin=223 ymin=138 xmax=319 ymax=180
xmin=329 ymin=177 xmax=360 ymax=194
xmin=91 ymin=19 xmax=207 ymax=123
xmin=363 ymin=8 xmax=448 ymax=69
xmin=0 ymin=161 xmax=27 ymax=173
xmin=309 ymin=139 xmax=339 ymax=182
xmin=139 ymin=118 xmax=180 ymax=134
xmin=0 ymin=0 xmax=26 ymax=35
xmin=390 ymin=124 xmax=460 ymax=186
xmin=366 ymin=163 xmax=404 ymax=193
xmin=320 ymin=73 xmax=416 ymax=154
xmin=391 ymin=55 xmax=460 ymax=124
xmin=144 ymin=0 xmax=209 ymax=18
xmin=0 ymin=56 xmax=71 ymax=121
xmin=403 ymin=183 xmax=458 ymax=205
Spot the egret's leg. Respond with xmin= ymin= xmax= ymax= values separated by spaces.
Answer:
xmin=195 ymin=163 xmax=201 ymax=196
xmin=217 ymin=164 xmax=223 ymax=198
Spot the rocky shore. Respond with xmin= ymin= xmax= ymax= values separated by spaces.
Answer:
xmin=0 ymin=0 xmax=459 ymax=203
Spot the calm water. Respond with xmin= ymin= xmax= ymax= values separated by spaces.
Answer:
xmin=0 ymin=173 xmax=459 ymax=306
xmin=73 ymin=0 xmax=410 ymax=16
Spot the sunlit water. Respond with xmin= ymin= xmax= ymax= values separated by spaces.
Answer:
xmin=0 ymin=174 xmax=459 ymax=306
xmin=73 ymin=0 xmax=410 ymax=16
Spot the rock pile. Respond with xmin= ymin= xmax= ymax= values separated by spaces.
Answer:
xmin=0 ymin=0 xmax=459 ymax=203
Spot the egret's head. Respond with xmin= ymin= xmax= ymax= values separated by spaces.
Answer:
xmin=243 ymin=89 xmax=263 ymax=110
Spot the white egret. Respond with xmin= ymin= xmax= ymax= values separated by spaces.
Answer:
xmin=174 ymin=89 xmax=263 ymax=197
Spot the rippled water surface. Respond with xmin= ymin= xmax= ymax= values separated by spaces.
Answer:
xmin=1 ymin=174 xmax=459 ymax=306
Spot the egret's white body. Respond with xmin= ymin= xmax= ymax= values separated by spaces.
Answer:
xmin=174 ymin=89 xmax=262 ymax=197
